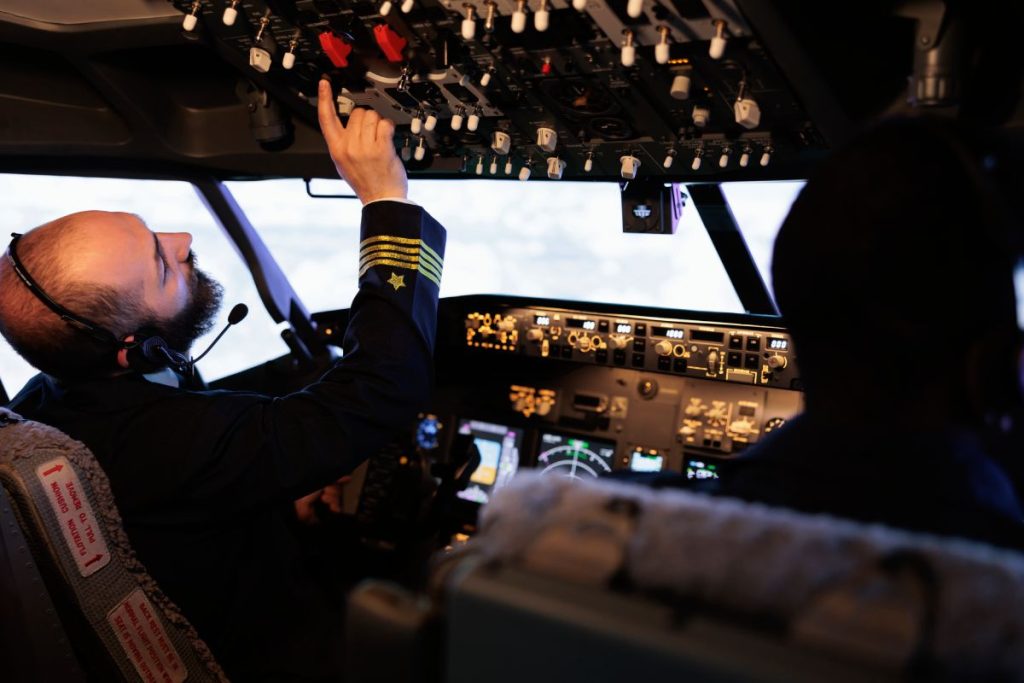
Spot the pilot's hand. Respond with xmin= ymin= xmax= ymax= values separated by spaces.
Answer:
xmin=294 ymin=475 xmax=352 ymax=525
xmin=318 ymin=79 xmax=408 ymax=204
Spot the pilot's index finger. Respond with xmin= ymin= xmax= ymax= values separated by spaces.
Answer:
xmin=317 ymin=79 xmax=346 ymax=145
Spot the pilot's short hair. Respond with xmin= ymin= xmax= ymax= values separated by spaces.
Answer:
xmin=0 ymin=220 xmax=146 ymax=379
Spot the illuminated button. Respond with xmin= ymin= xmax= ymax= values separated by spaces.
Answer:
xmin=729 ymin=336 xmax=743 ymax=349
xmin=658 ymin=357 xmax=671 ymax=371
xmin=744 ymin=353 xmax=760 ymax=369
xmin=633 ymin=338 xmax=646 ymax=352
xmin=727 ymin=351 xmax=742 ymax=368
xmin=598 ymin=320 xmax=609 ymax=333
xmin=632 ymin=353 xmax=645 ymax=368
xmin=635 ymin=324 xmax=647 ymax=336
xmin=673 ymin=358 xmax=687 ymax=373
xmin=746 ymin=337 xmax=760 ymax=351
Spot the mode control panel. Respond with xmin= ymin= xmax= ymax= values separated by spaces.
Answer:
xmin=464 ymin=305 xmax=798 ymax=389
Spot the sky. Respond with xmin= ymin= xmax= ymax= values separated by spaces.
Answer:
xmin=0 ymin=174 xmax=803 ymax=397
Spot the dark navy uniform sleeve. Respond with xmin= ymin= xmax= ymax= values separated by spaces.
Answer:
xmin=102 ymin=201 xmax=447 ymax=519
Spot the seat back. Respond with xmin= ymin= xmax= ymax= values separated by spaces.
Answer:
xmin=0 ymin=407 xmax=228 ymax=682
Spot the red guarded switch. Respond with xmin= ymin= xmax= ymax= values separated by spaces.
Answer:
xmin=373 ymin=24 xmax=407 ymax=63
xmin=319 ymin=31 xmax=353 ymax=68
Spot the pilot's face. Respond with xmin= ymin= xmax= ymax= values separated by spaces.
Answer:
xmin=69 ymin=211 xmax=222 ymax=350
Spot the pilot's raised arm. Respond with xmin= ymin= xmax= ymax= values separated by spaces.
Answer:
xmin=0 ymin=79 xmax=446 ymax=680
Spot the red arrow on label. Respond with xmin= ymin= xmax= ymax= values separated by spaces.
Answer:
xmin=84 ymin=554 xmax=104 ymax=568
xmin=41 ymin=464 xmax=64 ymax=477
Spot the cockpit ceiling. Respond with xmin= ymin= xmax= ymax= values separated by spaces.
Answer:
xmin=0 ymin=0 xmax=1020 ymax=181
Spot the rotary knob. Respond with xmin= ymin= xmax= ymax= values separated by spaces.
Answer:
xmin=577 ymin=336 xmax=593 ymax=352
xmin=767 ymin=354 xmax=788 ymax=370
xmin=655 ymin=340 xmax=673 ymax=356
xmin=609 ymin=335 xmax=629 ymax=350
xmin=526 ymin=327 xmax=544 ymax=342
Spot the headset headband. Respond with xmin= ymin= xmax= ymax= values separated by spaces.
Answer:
xmin=6 ymin=232 xmax=119 ymax=346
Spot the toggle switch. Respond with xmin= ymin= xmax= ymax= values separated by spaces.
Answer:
xmin=519 ymin=163 xmax=532 ymax=181
xmin=475 ymin=155 xmax=484 ymax=175
xmin=283 ymin=34 xmax=299 ymax=70
xmin=584 ymin=152 xmax=594 ymax=172
xmin=670 ymin=72 xmax=691 ymax=100
xmin=223 ymin=0 xmax=240 ymax=26
xmin=719 ymin=146 xmax=731 ymax=168
xmin=467 ymin=109 xmax=481 ymax=131
xmin=536 ymin=127 xmax=558 ymax=153
xmin=511 ymin=0 xmax=527 ymax=33
xmin=739 ymin=146 xmax=751 ymax=167
xmin=710 ymin=19 xmax=727 ymax=59
xmin=627 ymin=0 xmax=643 ymax=18
xmin=462 ymin=4 xmax=478 ymax=40
xmin=451 ymin=107 xmax=465 ymax=131
xmin=663 ymin=149 xmax=676 ymax=168
xmin=410 ymin=112 xmax=423 ymax=135
xmin=492 ymin=130 xmax=512 ymax=155
xmin=490 ymin=157 xmax=498 ymax=174
xmin=655 ymin=26 xmax=671 ymax=65
xmin=620 ymin=29 xmax=636 ymax=68
xmin=424 ymin=113 xmax=438 ymax=131
xmin=692 ymin=105 xmax=710 ymax=128
xmin=401 ymin=138 xmax=412 ymax=161
xmin=183 ymin=1 xmax=201 ymax=32
xmin=480 ymin=66 xmax=494 ymax=87
xmin=620 ymin=155 xmax=640 ymax=179
xmin=691 ymin=146 xmax=703 ymax=170
xmin=760 ymin=146 xmax=773 ymax=167
xmin=546 ymin=156 xmax=566 ymax=179
xmin=401 ymin=0 xmax=415 ymax=12
xmin=483 ymin=0 xmax=498 ymax=32
xmin=535 ymin=0 xmax=550 ymax=32
xmin=380 ymin=0 xmax=393 ymax=15
xmin=505 ymin=158 xmax=513 ymax=174
xmin=414 ymin=137 xmax=426 ymax=161
xmin=573 ymin=0 xmax=587 ymax=9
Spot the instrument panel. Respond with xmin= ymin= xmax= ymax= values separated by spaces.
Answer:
xmin=346 ymin=295 xmax=805 ymax=506
xmin=167 ymin=0 xmax=826 ymax=181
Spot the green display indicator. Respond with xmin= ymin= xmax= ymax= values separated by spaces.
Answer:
xmin=568 ymin=439 xmax=589 ymax=449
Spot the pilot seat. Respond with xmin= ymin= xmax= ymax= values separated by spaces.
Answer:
xmin=0 ymin=407 xmax=227 ymax=682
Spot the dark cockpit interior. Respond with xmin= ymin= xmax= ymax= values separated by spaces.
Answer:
xmin=3 ymin=1 xmax=1024 ymax=681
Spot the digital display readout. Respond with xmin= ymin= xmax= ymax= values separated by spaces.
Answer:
xmin=535 ymin=315 xmax=551 ymax=326
xmin=615 ymin=323 xmax=633 ymax=334
xmin=768 ymin=338 xmax=789 ymax=350
xmin=690 ymin=329 xmax=725 ymax=343
xmin=567 ymin=319 xmax=597 ymax=331
xmin=651 ymin=326 xmax=684 ymax=340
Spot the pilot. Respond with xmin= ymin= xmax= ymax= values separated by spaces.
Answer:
xmin=716 ymin=116 xmax=1024 ymax=549
xmin=0 ymin=79 xmax=444 ymax=681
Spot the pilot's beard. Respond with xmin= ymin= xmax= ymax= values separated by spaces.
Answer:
xmin=150 ymin=266 xmax=224 ymax=354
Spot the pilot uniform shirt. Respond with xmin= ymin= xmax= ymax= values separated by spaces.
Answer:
xmin=8 ymin=201 xmax=446 ymax=682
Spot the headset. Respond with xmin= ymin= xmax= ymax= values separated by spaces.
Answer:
xmin=6 ymin=231 xmax=193 ymax=374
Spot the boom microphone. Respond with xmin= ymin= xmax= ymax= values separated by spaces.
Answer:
xmin=189 ymin=303 xmax=249 ymax=371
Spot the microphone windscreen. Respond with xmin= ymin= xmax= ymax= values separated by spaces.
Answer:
xmin=228 ymin=303 xmax=249 ymax=325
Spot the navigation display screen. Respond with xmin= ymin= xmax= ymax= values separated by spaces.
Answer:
xmin=456 ymin=420 xmax=523 ymax=504
xmin=628 ymin=448 xmax=664 ymax=472
xmin=536 ymin=432 xmax=615 ymax=480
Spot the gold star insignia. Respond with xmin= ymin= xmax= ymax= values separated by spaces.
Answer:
xmin=387 ymin=272 xmax=407 ymax=291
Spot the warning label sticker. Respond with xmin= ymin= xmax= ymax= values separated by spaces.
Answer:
xmin=108 ymin=588 xmax=188 ymax=683
xmin=35 ymin=457 xmax=111 ymax=577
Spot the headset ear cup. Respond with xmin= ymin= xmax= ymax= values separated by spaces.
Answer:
xmin=119 ymin=334 xmax=176 ymax=374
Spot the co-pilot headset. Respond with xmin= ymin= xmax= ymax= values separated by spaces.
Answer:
xmin=5 ymin=232 xmax=246 ymax=375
